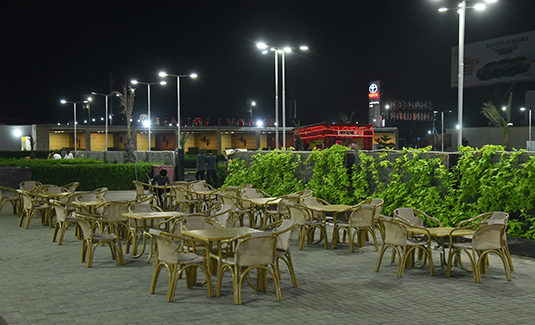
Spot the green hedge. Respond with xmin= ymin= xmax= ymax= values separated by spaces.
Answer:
xmin=31 ymin=163 xmax=154 ymax=191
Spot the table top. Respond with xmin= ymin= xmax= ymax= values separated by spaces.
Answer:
xmin=247 ymin=197 xmax=281 ymax=205
xmin=307 ymin=204 xmax=353 ymax=212
xmin=408 ymin=226 xmax=475 ymax=237
xmin=122 ymin=211 xmax=186 ymax=220
xmin=73 ymin=200 xmax=104 ymax=207
xmin=182 ymin=227 xmax=262 ymax=242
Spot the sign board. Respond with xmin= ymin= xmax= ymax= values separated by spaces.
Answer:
xmin=368 ymin=80 xmax=381 ymax=126
xmin=451 ymin=30 xmax=535 ymax=88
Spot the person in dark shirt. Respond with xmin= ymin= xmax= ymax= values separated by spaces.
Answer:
xmin=196 ymin=148 xmax=206 ymax=180
xmin=205 ymin=150 xmax=218 ymax=188
xmin=152 ymin=169 xmax=170 ymax=207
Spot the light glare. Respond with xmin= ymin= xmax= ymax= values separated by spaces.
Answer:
xmin=257 ymin=42 xmax=268 ymax=49
xmin=159 ymin=72 xmax=168 ymax=77
xmin=190 ymin=73 xmax=198 ymax=78
xmin=474 ymin=4 xmax=486 ymax=10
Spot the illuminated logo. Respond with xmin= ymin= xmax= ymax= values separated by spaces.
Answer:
xmin=368 ymin=93 xmax=379 ymax=99
xmin=369 ymin=83 xmax=378 ymax=94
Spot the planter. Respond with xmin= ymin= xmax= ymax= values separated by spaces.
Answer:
xmin=507 ymin=237 xmax=535 ymax=258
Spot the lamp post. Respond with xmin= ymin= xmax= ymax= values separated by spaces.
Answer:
xmin=91 ymin=92 xmax=113 ymax=151
xmin=438 ymin=0 xmax=497 ymax=149
xmin=130 ymin=80 xmax=166 ymax=151
xmin=158 ymin=72 xmax=197 ymax=149
xmin=60 ymin=99 xmax=89 ymax=151
xmin=521 ymin=107 xmax=532 ymax=148
xmin=246 ymin=100 xmax=256 ymax=121
xmin=257 ymin=42 xmax=308 ymax=149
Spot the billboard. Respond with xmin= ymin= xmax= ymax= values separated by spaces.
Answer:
xmin=451 ymin=30 xmax=535 ymax=88
xmin=368 ymin=80 xmax=381 ymax=126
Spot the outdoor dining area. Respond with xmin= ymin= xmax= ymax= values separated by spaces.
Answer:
xmin=0 ymin=179 xmax=514 ymax=306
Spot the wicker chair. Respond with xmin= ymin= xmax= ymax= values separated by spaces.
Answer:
xmin=376 ymin=217 xmax=434 ymax=278
xmin=18 ymin=190 xmax=50 ymax=229
xmin=50 ymin=200 xmax=78 ymax=245
xmin=149 ymin=229 xmax=213 ymax=302
xmin=333 ymin=204 xmax=378 ymax=252
xmin=446 ymin=222 xmax=511 ymax=282
xmin=215 ymin=232 xmax=281 ymax=304
xmin=0 ymin=186 xmax=19 ymax=215
xmin=287 ymin=203 xmax=328 ymax=250
xmin=271 ymin=219 xmax=298 ymax=287
xmin=73 ymin=212 xmax=124 ymax=268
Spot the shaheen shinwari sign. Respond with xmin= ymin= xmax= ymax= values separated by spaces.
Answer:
xmin=451 ymin=30 xmax=535 ymax=88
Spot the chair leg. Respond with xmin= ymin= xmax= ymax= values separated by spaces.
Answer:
xmin=150 ymin=263 xmax=165 ymax=294
xmin=52 ymin=222 xmax=60 ymax=242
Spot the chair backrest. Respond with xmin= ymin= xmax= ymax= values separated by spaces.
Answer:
xmin=21 ymin=192 xmax=34 ymax=209
xmin=76 ymin=194 xmax=99 ymax=202
xmin=487 ymin=212 xmax=509 ymax=224
xmin=133 ymin=181 xmax=146 ymax=196
xmin=300 ymin=197 xmax=323 ymax=206
xmin=73 ymin=214 xmax=94 ymax=239
xmin=473 ymin=223 xmax=505 ymax=251
xmin=220 ymin=193 xmax=240 ymax=208
xmin=90 ymin=187 xmax=108 ymax=197
xmin=348 ymin=204 xmax=376 ymax=227
xmin=170 ymin=186 xmax=189 ymax=203
xmin=150 ymin=230 xmax=180 ymax=264
xmin=100 ymin=201 xmax=129 ymax=222
xmin=274 ymin=219 xmax=295 ymax=252
xmin=129 ymin=203 xmax=160 ymax=213
xmin=61 ymin=182 xmax=79 ymax=193
xmin=20 ymin=181 xmax=40 ymax=191
xmin=52 ymin=201 xmax=68 ymax=222
xmin=369 ymin=198 xmax=384 ymax=218
xmin=45 ymin=186 xmax=62 ymax=195
xmin=381 ymin=218 xmax=408 ymax=246
xmin=394 ymin=208 xmax=423 ymax=227
xmin=211 ymin=205 xmax=232 ymax=227
xmin=235 ymin=233 xmax=276 ymax=267
xmin=190 ymin=181 xmax=208 ymax=192
xmin=182 ymin=215 xmax=218 ymax=231
xmin=277 ymin=195 xmax=300 ymax=215
xmin=287 ymin=203 xmax=309 ymax=226
xmin=241 ymin=188 xmax=264 ymax=199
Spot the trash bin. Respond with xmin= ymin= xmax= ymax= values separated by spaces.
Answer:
xmin=153 ymin=165 xmax=175 ymax=182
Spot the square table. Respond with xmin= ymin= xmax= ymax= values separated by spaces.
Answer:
xmin=307 ymin=204 xmax=353 ymax=249
xmin=181 ymin=227 xmax=263 ymax=275
xmin=123 ymin=211 xmax=186 ymax=259
xmin=407 ymin=226 xmax=475 ymax=273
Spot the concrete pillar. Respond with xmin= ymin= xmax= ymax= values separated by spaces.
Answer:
xmin=217 ymin=129 xmax=222 ymax=155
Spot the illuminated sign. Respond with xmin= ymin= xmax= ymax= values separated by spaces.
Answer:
xmin=368 ymin=80 xmax=381 ymax=127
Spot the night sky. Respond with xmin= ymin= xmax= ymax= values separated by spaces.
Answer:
xmin=1 ymin=0 xmax=535 ymax=138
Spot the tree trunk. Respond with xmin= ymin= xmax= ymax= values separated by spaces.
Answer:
xmin=124 ymin=136 xmax=136 ymax=163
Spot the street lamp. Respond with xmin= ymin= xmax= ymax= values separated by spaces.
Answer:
xmin=158 ymin=72 xmax=197 ymax=149
xmin=91 ymin=91 xmax=114 ymax=151
xmin=247 ymin=100 xmax=256 ymax=121
xmin=60 ymin=98 xmax=89 ymax=151
xmin=130 ymin=80 xmax=166 ymax=151
xmin=437 ymin=0 xmax=497 ymax=149
xmin=257 ymin=42 xmax=308 ymax=149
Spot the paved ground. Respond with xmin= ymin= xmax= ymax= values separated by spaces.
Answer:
xmin=2 ymin=191 xmax=535 ymax=324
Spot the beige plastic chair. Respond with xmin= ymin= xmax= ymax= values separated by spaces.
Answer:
xmin=149 ymin=229 xmax=213 ymax=302
xmin=73 ymin=212 xmax=124 ymax=268
xmin=215 ymin=232 xmax=281 ymax=305
xmin=333 ymin=204 xmax=378 ymax=252
xmin=376 ymin=217 xmax=434 ymax=277
xmin=446 ymin=222 xmax=511 ymax=283
xmin=287 ymin=203 xmax=328 ymax=250
xmin=0 ymin=186 xmax=19 ymax=214
xmin=50 ymin=200 xmax=78 ymax=245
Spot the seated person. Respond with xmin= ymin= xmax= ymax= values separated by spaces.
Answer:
xmin=152 ymin=169 xmax=171 ymax=207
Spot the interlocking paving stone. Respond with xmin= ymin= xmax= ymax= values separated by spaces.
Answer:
xmin=2 ymin=190 xmax=535 ymax=324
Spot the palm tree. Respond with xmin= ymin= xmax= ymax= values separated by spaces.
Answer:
xmin=481 ymin=93 xmax=512 ymax=149
xmin=339 ymin=111 xmax=355 ymax=123
xmin=112 ymin=84 xmax=136 ymax=163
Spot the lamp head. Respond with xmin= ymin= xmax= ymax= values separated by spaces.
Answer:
xmin=190 ymin=73 xmax=198 ymax=78
xmin=60 ymin=99 xmax=67 ymax=104
xmin=257 ymin=42 xmax=268 ymax=49
xmin=159 ymin=81 xmax=167 ymax=85
xmin=159 ymin=72 xmax=168 ymax=77
xmin=131 ymin=80 xmax=139 ymax=84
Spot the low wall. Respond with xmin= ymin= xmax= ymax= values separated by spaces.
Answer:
xmin=74 ymin=151 xmax=175 ymax=165
xmin=0 ymin=166 xmax=32 ymax=188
